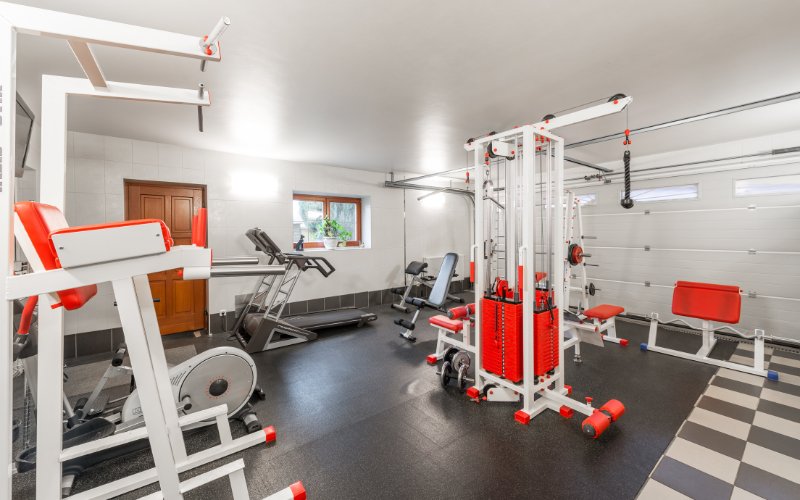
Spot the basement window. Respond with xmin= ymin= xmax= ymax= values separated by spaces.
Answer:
xmin=292 ymin=194 xmax=362 ymax=249
xmin=621 ymin=184 xmax=698 ymax=203
xmin=734 ymin=174 xmax=800 ymax=197
xmin=575 ymin=194 xmax=596 ymax=206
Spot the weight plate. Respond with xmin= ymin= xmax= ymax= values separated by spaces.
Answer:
xmin=441 ymin=361 xmax=452 ymax=388
xmin=452 ymin=350 xmax=471 ymax=371
xmin=568 ymin=244 xmax=583 ymax=265
xmin=457 ymin=365 xmax=469 ymax=392
xmin=443 ymin=346 xmax=459 ymax=364
xmin=589 ymin=283 xmax=596 ymax=296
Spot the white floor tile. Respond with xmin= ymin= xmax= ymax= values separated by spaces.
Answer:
xmin=730 ymin=486 xmax=766 ymax=500
xmin=733 ymin=344 xmax=773 ymax=355
xmin=715 ymin=368 xmax=765 ymax=388
xmin=773 ymin=371 xmax=800 ymax=387
xmin=665 ymin=437 xmax=740 ymax=483
xmin=742 ymin=442 xmax=800 ymax=485
xmin=753 ymin=412 xmax=800 ymax=441
xmin=637 ymin=479 xmax=692 ymax=500
xmin=760 ymin=388 xmax=800 ymax=410
xmin=729 ymin=354 xmax=757 ymax=367
xmin=687 ymin=407 xmax=751 ymax=440
xmin=705 ymin=384 xmax=760 ymax=410
xmin=769 ymin=354 xmax=800 ymax=369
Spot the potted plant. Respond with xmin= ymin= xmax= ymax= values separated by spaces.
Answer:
xmin=315 ymin=216 xmax=352 ymax=250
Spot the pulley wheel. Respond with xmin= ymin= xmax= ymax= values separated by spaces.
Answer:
xmin=457 ymin=365 xmax=469 ymax=392
xmin=452 ymin=350 xmax=471 ymax=371
xmin=441 ymin=361 xmax=452 ymax=388
xmin=568 ymin=244 xmax=584 ymax=265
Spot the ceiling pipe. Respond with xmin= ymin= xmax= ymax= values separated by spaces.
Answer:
xmin=565 ymin=90 xmax=800 ymax=150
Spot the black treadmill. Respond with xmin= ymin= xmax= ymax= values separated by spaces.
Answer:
xmin=231 ymin=228 xmax=377 ymax=353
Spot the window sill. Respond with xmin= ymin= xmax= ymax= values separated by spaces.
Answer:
xmin=295 ymin=246 xmax=370 ymax=252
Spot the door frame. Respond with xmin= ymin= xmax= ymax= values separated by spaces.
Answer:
xmin=124 ymin=179 xmax=209 ymax=331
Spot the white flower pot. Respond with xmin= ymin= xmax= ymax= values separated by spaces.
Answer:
xmin=323 ymin=236 xmax=338 ymax=250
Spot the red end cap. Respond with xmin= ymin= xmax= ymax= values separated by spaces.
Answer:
xmin=600 ymin=399 xmax=626 ymax=422
xmin=514 ymin=410 xmax=531 ymax=425
xmin=582 ymin=412 xmax=610 ymax=439
xmin=625 ymin=129 xmax=630 ymax=135
xmin=564 ymin=384 xmax=572 ymax=395
xmin=264 ymin=426 xmax=276 ymax=443
xmin=559 ymin=406 xmax=574 ymax=418
xmin=466 ymin=387 xmax=480 ymax=399
xmin=614 ymin=100 xmax=619 ymax=104
xmin=289 ymin=481 xmax=306 ymax=500
xmin=426 ymin=354 xmax=437 ymax=365
xmin=620 ymin=339 xmax=629 ymax=346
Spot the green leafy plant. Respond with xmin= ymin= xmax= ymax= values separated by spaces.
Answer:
xmin=315 ymin=216 xmax=352 ymax=247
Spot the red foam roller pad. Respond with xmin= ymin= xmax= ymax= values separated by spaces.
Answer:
xmin=600 ymin=399 xmax=625 ymax=422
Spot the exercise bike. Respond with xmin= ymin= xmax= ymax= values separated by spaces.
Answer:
xmin=13 ymin=296 xmax=266 ymax=497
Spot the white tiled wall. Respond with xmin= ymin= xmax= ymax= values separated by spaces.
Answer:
xmin=54 ymin=132 xmax=472 ymax=335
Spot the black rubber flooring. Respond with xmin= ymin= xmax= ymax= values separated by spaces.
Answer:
xmin=12 ymin=293 xmax=738 ymax=500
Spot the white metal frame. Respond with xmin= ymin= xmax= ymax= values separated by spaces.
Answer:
xmin=464 ymin=96 xmax=632 ymax=425
xmin=643 ymin=314 xmax=778 ymax=380
xmin=0 ymin=4 xmax=304 ymax=500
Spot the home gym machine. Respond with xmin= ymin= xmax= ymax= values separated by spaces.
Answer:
xmin=394 ymin=253 xmax=459 ymax=342
xmin=230 ymin=228 xmax=377 ymax=353
xmin=390 ymin=259 xmax=465 ymax=313
xmin=0 ymin=6 xmax=304 ymax=498
xmin=436 ymin=97 xmax=632 ymax=437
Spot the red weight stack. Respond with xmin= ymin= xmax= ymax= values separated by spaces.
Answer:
xmin=533 ymin=308 xmax=559 ymax=376
xmin=481 ymin=299 xmax=503 ymax=377
xmin=502 ymin=302 xmax=524 ymax=382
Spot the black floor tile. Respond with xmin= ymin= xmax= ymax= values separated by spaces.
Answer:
xmin=764 ymin=378 xmax=800 ymax=398
xmin=75 ymin=329 xmax=112 ymax=357
xmin=289 ymin=301 xmax=307 ymax=315
xmin=368 ymin=290 xmax=382 ymax=306
xmin=697 ymin=395 xmax=756 ymax=423
xmin=324 ymin=295 xmax=340 ymax=310
xmin=768 ymin=360 xmax=800 ymax=377
xmin=340 ymin=294 xmax=354 ymax=308
xmin=772 ymin=349 xmax=800 ymax=362
xmin=711 ymin=376 xmax=763 ymax=398
xmin=651 ymin=456 xmax=733 ymax=500
xmin=678 ymin=420 xmax=746 ymax=460
xmin=757 ymin=399 xmax=800 ymax=424
xmin=735 ymin=462 xmax=800 ymax=500
xmin=64 ymin=334 xmax=76 ymax=360
xmin=747 ymin=426 xmax=800 ymax=461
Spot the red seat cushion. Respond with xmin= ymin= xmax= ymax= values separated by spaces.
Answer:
xmin=429 ymin=315 xmax=463 ymax=332
xmin=672 ymin=281 xmax=740 ymax=324
xmin=15 ymin=202 xmax=98 ymax=310
xmin=583 ymin=304 xmax=624 ymax=320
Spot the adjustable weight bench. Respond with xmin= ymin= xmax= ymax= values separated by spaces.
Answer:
xmin=394 ymin=253 xmax=459 ymax=341
xmin=426 ymin=303 xmax=476 ymax=363
xmin=391 ymin=259 xmax=465 ymax=313
xmin=641 ymin=281 xmax=778 ymax=380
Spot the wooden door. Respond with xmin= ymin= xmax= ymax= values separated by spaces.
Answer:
xmin=126 ymin=182 xmax=207 ymax=335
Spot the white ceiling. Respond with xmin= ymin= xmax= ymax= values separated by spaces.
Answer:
xmin=11 ymin=0 xmax=800 ymax=174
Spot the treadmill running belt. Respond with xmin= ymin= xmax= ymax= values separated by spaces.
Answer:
xmin=284 ymin=309 xmax=377 ymax=330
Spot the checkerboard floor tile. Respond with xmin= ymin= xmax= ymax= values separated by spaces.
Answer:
xmin=637 ymin=344 xmax=800 ymax=500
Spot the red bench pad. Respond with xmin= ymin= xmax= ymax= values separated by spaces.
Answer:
xmin=429 ymin=315 xmax=463 ymax=332
xmin=583 ymin=304 xmax=624 ymax=320
xmin=672 ymin=281 xmax=740 ymax=324
xmin=15 ymin=202 xmax=98 ymax=310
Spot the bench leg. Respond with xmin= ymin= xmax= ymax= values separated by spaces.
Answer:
xmin=600 ymin=318 xmax=628 ymax=346
xmin=754 ymin=330 xmax=765 ymax=372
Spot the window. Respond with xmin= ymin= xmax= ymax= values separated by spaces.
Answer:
xmin=735 ymin=174 xmax=800 ymax=197
xmin=575 ymin=194 xmax=596 ymax=206
xmin=292 ymin=194 xmax=361 ymax=248
xmin=620 ymin=184 xmax=698 ymax=203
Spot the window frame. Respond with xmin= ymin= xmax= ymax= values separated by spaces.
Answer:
xmin=733 ymin=173 xmax=800 ymax=198
xmin=292 ymin=194 xmax=362 ymax=249
xmin=618 ymin=183 xmax=700 ymax=204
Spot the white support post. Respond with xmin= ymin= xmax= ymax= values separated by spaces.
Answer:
xmin=575 ymin=201 xmax=588 ymax=312
xmin=40 ymin=75 xmax=69 ymax=210
xmin=553 ymin=137 xmax=566 ymax=394
xmin=473 ymin=146 xmax=484 ymax=392
xmin=0 ymin=16 xmax=14 ymax=500
xmin=34 ymin=294 xmax=65 ymax=500
xmin=753 ymin=329 xmax=765 ymax=372
xmin=648 ymin=313 xmax=659 ymax=345
xmin=112 ymin=277 xmax=183 ymax=499
xmin=521 ymin=127 xmax=535 ymax=413
xmin=67 ymin=41 xmax=108 ymax=90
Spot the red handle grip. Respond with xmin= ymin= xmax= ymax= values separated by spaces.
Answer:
xmin=18 ymin=296 xmax=38 ymax=335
